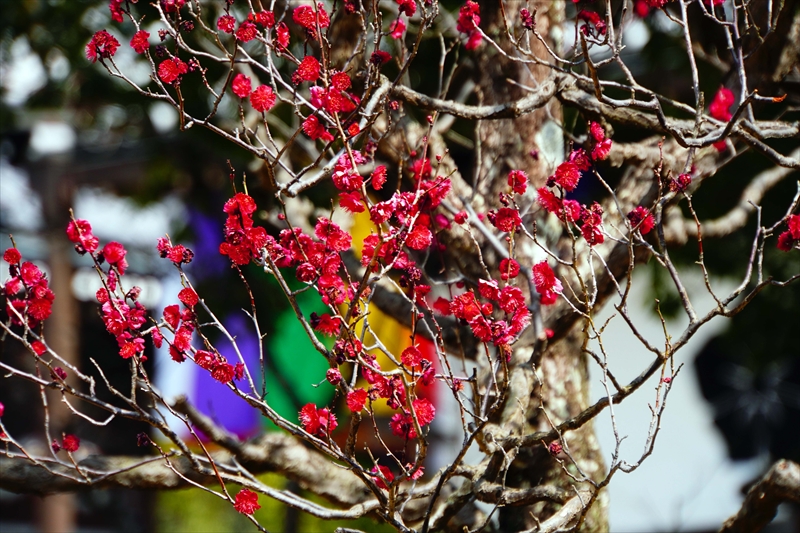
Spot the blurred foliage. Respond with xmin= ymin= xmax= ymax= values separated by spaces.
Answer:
xmin=157 ymin=474 xmax=396 ymax=533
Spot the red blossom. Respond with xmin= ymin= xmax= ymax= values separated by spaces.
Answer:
xmin=293 ymin=4 xmax=330 ymax=39
xmin=299 ymin=403 xmax=337 ymax=437
xmin=457 ymin=1 xmax=481 ymax=33
xmin=788 ymin=215 xmax=800 ymax=239
xmin=130 ymin=31 xmax=150 ymax=54
xmin=231 ymin=73 xmax=252 ymax=98
xmin=326 ymin=368 xmax=342 ymax=385
xmin=251 ymin=11 xmax=275 ymax=28
xmin=311 ymin=313 xmax=341 ymax=336
xmin=158 ymin=58 xmax=188 ymax=84
xmin=163 ymin=304 xmax=181 ymax=329
xmin=627 ymin=206 xmax=655 ymax=235
xmin=372 ymin=465 xmax=395 ymax=490
xmin=390 ymin=17 xmax=406 ymax=39
xmin=103 ymin=241 xmax=127 ymax=274
xmin=520 ymin=8 xmax=535 ymax=29
xmin=233 ymin=489 xmax=261 ymax=515
xmin=508 ymin=170 xmax=528 ymax=195
xmin=499 ymin=258 xmax=520 ymax=280
xmin=109 ymin=0 xmax=124 ymax=23
xmin=580 ymin=202 xmax=605 ymax=245
xmin=533 ymin=261 xmax=562 ymax=305
xmin=217 ymin=14 xmax=235 ymax=33
xmin=406 ymin=224 xmax=433 ymax=250
xmin=250 ymin=85 xmax=276 ymax=113
xmin=366 ymin=165 xmax=386 ymax=191
xmin=401 ymin=345 xmax=423 ymax=368
xmin=709 ymin=87 xmax=735 ymax=122
xmin=552 ymin=162 xmax=581 ymax=191
xmin=293 ymin=56 xmax=320 ymax=84
xmin=178 ymin=287 xmax=198 ymax=307
xmin=235 ymin=20 xmax=258 ymax=42
xmin=275 ymin=22 xmax=290 ymax=48
xmin=346 ymin=388 xmax=368 ymax=412
xmin=339 ymin=191 xmax=365 ymax=213
xmin=396 ymin=0 xmax=416 ymax=17
xmin=491 ymin=207 xmax=522 ymax=233
xmin=194 ymin=350 xmax=216 ymax=370
xmin=86 ymin=30 xmax=120 ymax=63
xmin=370 ymin=50 xmax=392 ymax=66
xmin=62 ymin=434 xmax=80 ymax=452
xmin=331 ymin=72 xmax=352 ymax=91
xmin=777 ymin=231 xmax=796 ymax=252
xmin=31 ymin=341 xmax=47 ymax=355
xmin=670 ymin=173 xmax=692 ymax=193
xmin=211 ymin=362 xmax=235 ymax=383
xmin=66 ymin=219 xmax=99 ymax=253
xmin=3 ymin=248 xmax=21 ymax=265
xmin=302 ymin=115 xmax=334 ymax=142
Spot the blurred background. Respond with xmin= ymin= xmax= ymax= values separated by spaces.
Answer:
xmin=1 ymin=1 xmax=798 ymax=532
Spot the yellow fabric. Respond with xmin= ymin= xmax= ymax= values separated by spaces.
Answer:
xmin=349 ymin=209 xmax=413 ymax=414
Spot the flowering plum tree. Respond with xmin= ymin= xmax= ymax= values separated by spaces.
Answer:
xmin=2 ymin=0 xmax=800 ymax=531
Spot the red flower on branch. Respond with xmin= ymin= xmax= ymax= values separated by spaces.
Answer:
xmin=130 ymin=31 xmax=149 ymax=54
xmin=709 ymin=87 xmax=735 ymax=122
xmin=62 ymin=434 xmax=80 ymax=453
xmin=627 ymin=206 xmax=655 ymax=235
xmin=347 ymin=388 xmax=368 ymax=412
xmin=302 ymin=115 xmax=334 ymax=142
xmin=234 ymin=489 xmax=261 ymax=515
xmin=86 ymin=30 xmax=120 ymax=63
xmin=231 ymin=73 xmax=252 ymax=98
xmin=293 ymin=56 xmax=320 ymax=84
xmin=299 ymin=403 xmax=337 ymax=437
xmin=158 ymin=58 xmax=188 ymax=84
xmin=250 ymin=85 xmax=276 ymax=113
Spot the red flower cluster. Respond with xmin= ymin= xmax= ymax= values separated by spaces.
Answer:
xmin=233 ymin=489 xmax=261 ymax=515
xmin=457 ymin=1 xmax=482 ymax=50
xmin=130 ymin=31 xmax=149 ymax=54
xmin=346 ymin=388 xmax=368 ymax=412
xmin=389 ymin=398 xmax=435 ymax=439
xmin=440 ymin=281 xmax=532 ymax=347
xmin=3 ymin=254 xmax=55 ymax=327
xmin=66 ymin=219 xmax=100 ymax=254
xmin=158 ymin=57 xmax=188 ymax=84
xmin=231 ymin=73 xmax=252 ymax=99
xmin=217 ymin=14 xmax=235 ymax=33
xmin=236 ymin=20 xmax=258 ymax=42
xmin=299 ymin=403 xmax=337 ymax=437
xmin=250 ymin=85 xmax=276 ymax=113
xmin=533 ymin=261 xmax=562 ymax=305
xmin=293 ymin=56 xmax=320 ymax=84
xmin=508 ymin=169 xmax=528 ymax=195
xmin=302 ymin=115 xmax=334 ymax=142
xmin=709 ymin=87 xmax=735 ymax=122
xmin=627 ymin=206 xmax=655 ymax=235
xmin=62 ymin=434 xmax=81 ymax=453
xmin=219 ymin=193 xmax=268 ymax=266
xmin=86 ymin=30 xmax=120 ymax=63
xmin=777 ymin=214 xmax=800 ymax=252
xmin=292 ymin=3 xmax=330 ymax=40
xmin=589 ymin=122 xmax=612 ymax=161
xmin=577 ymin=10 xmax=607 ymax=36
xmin=194 ymin=349 xmax=241 ymax=384
xmin=669 ymin=173 xmax=692 ymax=193
xmin=156 ymin=238 xmax=194 ymax=264
xmin=520 ymin=8 xmax=535 ymax=30
xmin=396 ymin=0 xmax=416 ymax=17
